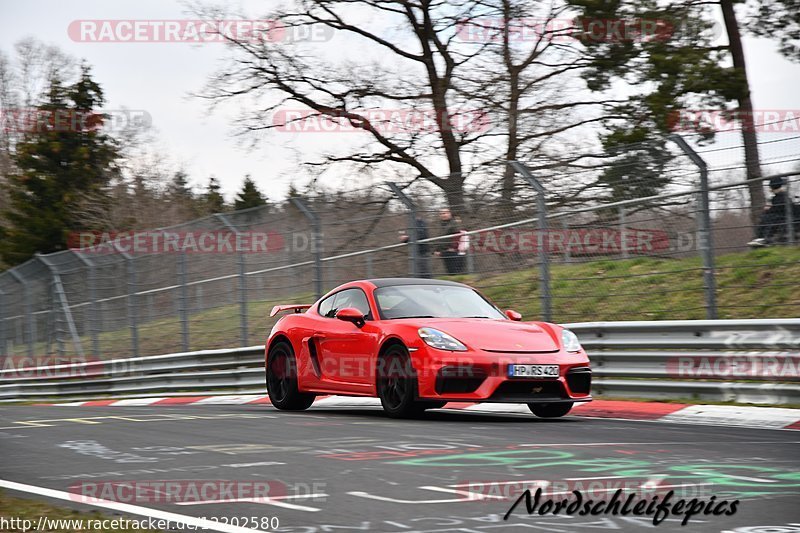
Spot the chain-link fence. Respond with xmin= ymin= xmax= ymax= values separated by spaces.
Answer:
xmin=1 ymin=133 xmax=799 ymax=360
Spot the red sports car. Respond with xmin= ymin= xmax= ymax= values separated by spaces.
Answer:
xmin=266 ymin=278 xmax=591 ymax=418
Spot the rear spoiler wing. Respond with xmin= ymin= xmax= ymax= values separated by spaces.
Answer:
xmin=270 ymin=304 xmax=312 ymax=317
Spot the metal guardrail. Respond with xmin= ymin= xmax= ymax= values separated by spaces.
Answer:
xmin=1 ymin=320 xmax=798 ymax=405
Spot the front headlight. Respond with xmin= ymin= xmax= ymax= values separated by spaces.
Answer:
xmin=418 ymin=327 xmax=468 ymax=351
xmin=561 ymin=329 xmax=582 ymax=352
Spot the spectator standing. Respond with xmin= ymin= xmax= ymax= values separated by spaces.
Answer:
xmin=434 ymin=208 xmax=468 ymax=274
xmin=748 ymin=177 xmax=796 ymax=246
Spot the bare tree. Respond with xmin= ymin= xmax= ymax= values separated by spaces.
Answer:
xmin=720 ymin=0 xmax=765 ymax=223
xmin=196 ymin=0 xmax=628 ymax=212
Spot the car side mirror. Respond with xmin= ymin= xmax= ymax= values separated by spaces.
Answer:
xmin=505 ymin=309 xmax=522 ymax=321
xmin=336 ymin=307 xmax=366 ymax=328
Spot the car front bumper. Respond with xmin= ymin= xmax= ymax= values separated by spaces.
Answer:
xmin=411 ymin=347 xmax=592 ymax=404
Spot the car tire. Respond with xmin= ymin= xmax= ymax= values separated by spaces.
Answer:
xmin=528 ymin=402 xmax=573 ymax=418
xmin=377 ymin=346 xmax=424 ymax=418
xmin=267 ymin=341 xmax=315 ymax=411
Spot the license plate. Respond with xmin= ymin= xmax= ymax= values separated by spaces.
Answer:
xmin=508 ymin=364 xmax=559 ymax=378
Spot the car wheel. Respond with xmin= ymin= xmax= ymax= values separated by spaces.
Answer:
xmin=528 ymin=402 xmax=573 ymax=418
xmin=377 ymin=346 xmax=424 ymax=418
xmin=267 ymin=341 xmax=315 ymax=411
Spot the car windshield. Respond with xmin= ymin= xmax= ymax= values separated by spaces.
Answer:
xmin=375 ymin=284 xmax=506 ymax=320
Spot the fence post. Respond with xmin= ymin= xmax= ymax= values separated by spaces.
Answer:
xmin=291 ymin=198 xmax=323 ymax=300
xmin=509 ymin=161 xmax=552 ymax=322
xmin=72 ymin=251 xmax=99 ymax=357
xmin=387 ymin=183 xmax=419 ymax=277
xmin=365 ymin=253 xmax=373 ymax=278
xmin=669 ymin=134 xmax=718 ymax=319
xmin=0 ymin=289 xmax=5 ymax=358
xmin=112 ymin=244 xmax=140 ymax=357
xmin=619 ymin=206 xmax=629 ymax=259
xmin=785 ymin=178 xmax=795 ymax=245
xmin=216 ymin=213 xmax=248 ymax=347
xmin=8 ymin=268 xmax=35 ymax=357
xmin=177 ymin=251 xmax=190 ymax=352
xmin=36 ymin=254 xmax=84 ymax=357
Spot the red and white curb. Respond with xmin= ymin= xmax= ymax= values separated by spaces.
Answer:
xmin=48 ymin=395 xmax=800 ymax=430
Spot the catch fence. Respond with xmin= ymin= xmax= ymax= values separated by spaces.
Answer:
xmin=1 ymin=133 xmax=799 ymax=359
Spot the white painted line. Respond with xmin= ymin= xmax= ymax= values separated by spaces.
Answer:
xmin=564 ymin=475 xmax=642 ymax=481
xmin=193 ymin=395 xmax=262 ymax=405
xmin=459 ymin=403 xmax=531 ymax=414
xmin=418 ymin=486 xmax=508 ymax=500
xmin=346 ymin=490 xmax=478 ymax=505
xmin=175 ymin=493 xmax=327 ymax=512
xmin=450 ymin=476 xmax=659 ymax=488
xmin=541 ymin=483 xmax=702 ymax=498
xmin=517 ymin=441 xmax=800 ymax=447
xmin=661 ymin=405 xmax=800 ymax=429
xmin=690 ymin=471 xmax=776 ymax=483
xmin=0 ymin=479 xmax=267 ymax=533
xmin=313 ymin=397 xmax=381 ymax=407
xmin=450 ymin=479 xmax=549 ymax=488
xmin=110 ymin=398 xmax=167 ymax=406
xmin=572 ymin=413 xmax=800 ymax=432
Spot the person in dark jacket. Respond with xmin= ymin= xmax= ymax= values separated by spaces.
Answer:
xmin=433 ymin=208 xmax=467 ymax=274
xmin=748 ymin=177 xmax=796 ymax=246
xmin=399 ymin=217 xmax=432 ymax=278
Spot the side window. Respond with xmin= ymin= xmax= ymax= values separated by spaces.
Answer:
xmin=317 ymin=294 xmax=337 ymax=318
xmin=336 ymin=289 xmax=372 ymax=319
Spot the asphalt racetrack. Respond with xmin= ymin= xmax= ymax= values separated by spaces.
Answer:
xmin=1 ymin=403 xmax=798 ymax=533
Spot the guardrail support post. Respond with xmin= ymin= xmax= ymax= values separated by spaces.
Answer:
xmin=177 ymin=251 xmax=190 ymax=352
xmin=36 ymin=254 xmax=84 ymax=357
xmin=561 ymin=219 xmax=571 ymax=262
xmin=9 ymin=268 xmax=35 ymax=357
xmin=669 ymin=135 xmax=718 ymax=319
xmin=216 ymin=213 xmax=248 ymax=347
xmin=388 ymin=183 xmax=419 ymax=278
xmin=112 ymin=244 xmax=139 ymax=357
xmin=509 ymin=161 xmax=552 ymax=322
xmin=291 ymin=198 xmax=323 ymax=300
xmin=71 ymin=251 xmax=99 ymax=357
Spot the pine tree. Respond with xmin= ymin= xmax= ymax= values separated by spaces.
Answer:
xmin=234 ymin=175 xmax=267 ymax=211
xmin=0 ymin=65 xmax=120 ymax=265
xmin=204 ymin=176 xmax=226 ymax=213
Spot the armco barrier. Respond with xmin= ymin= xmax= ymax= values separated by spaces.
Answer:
xmin=1 ymin=319 xmax=798 ymax=404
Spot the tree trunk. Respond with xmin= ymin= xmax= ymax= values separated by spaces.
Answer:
xmin=502 ymin=69 xmax=520 ymax=208
xmin=720 ymin=0 xmax=765 ymax=224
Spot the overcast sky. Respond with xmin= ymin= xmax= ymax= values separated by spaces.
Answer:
xmin=2 ymin=0 xmax=799 ymax=200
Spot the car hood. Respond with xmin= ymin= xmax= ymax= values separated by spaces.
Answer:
xmin=420 ymin=319 xmax=560 ymax=352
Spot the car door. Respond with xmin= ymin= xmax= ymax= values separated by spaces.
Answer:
xmin=314 ymin=288 xmax=378 ymax=387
